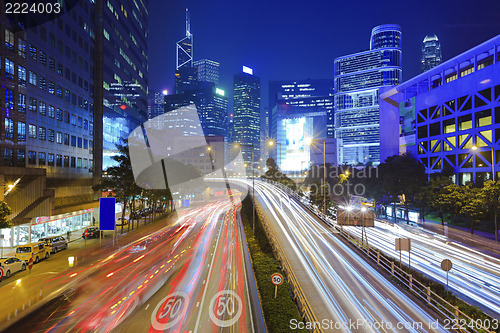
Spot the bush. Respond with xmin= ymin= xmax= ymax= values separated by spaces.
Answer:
xmin=240 ymin=197 xmax=306 ymax=332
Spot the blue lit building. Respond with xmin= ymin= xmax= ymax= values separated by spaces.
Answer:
xmin=381 ymin=34 xmax=500 ymax=185
xmin=194 ymin=59 xmax=220 ymax=85
xmin=269 ymin=79 xmax=334 ymax=142
xmin=334 ymin=24 xmax=402 ymax=165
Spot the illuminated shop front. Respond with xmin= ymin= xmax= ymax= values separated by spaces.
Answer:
xmin=0 ymin=209 xmax=94 ymax=247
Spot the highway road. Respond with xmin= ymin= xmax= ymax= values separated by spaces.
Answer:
xmin=2 ymin=197 xmax=264 ymax=333
xmin=251 ymin=180 xmax=448 ymax=332
xmin=341 ymin=217 xmax=500 ymax=319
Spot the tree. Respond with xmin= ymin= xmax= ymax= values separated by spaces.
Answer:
xmin=93 ymin=139 xmax=141 ymax=233
xmin=460 ymin=185 xmax=484 ymax=235
xmin=374 ymin=153 xmax=426 ymax=223
xmin=0 ymin=201 xmax=13 ymax=229
xmin=261 ymin=158 xmax=296 ymax=191
xmin=477 ymin=180 xmax=500 ymax=240
xmin=416 ymin=172 xmax=453 ymax=224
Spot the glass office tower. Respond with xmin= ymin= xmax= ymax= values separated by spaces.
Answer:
xmin=334 ymin=24 xmax=402 ymax=165
xmin=421 ymin=34 xmax=442 ymax=73
xmin=233 ymin=67 xmax=261 ymax=165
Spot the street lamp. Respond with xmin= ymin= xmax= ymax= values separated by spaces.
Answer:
xmin=234 ymin=143 xmax=256 ymax=234
xmin=306 ymin=138 xmax=327 ymax=215
xmin=471 ymin=145 xmax=495 ymax=181
xmin=268 ymin=140 xmax=282 ymax=169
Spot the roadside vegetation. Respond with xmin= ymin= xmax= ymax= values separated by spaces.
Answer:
xmin=240 ymin=196 xmax=306 ymax=333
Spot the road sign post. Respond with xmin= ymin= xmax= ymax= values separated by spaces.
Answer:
xmin=441 ymin=259 xmax=453 ymax=297
xmin=271 ymin=273 xmax=283 ymax=298
xmin=395 ymin=238 xmax=411 ymax=270
xmin=28 ymin=256 xmax=34 ymax=273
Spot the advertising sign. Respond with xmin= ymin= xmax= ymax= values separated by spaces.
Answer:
xmin=99 ymin=197 xmax=116 ymax=231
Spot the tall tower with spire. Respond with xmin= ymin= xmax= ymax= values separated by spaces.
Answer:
xmin=176 ymin=8 xmax=193 ymax=70
xmin=175 ymin=8 xmax=197 ymax=93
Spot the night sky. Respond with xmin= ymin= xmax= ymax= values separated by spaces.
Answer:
xmin=148 ymin=0 xmax=500 ymax=106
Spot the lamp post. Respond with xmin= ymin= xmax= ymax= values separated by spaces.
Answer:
xmin=268 ymin=140 xmax=282 ymax=169
xmin=471 ymin=145 xmax=495 ymax=181
xmin=306 ymin=138 xmax=327 ymax=215
xmin=235 ymin=143 xmax=255 ymax=234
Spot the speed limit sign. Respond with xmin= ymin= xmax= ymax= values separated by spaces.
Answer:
xmin=271 ymin=273 xmax=283 ymax=298
xmin=271 ymin=273 xmax=283 ymax=286
xmin=0 ymin=267 xmax=3 ymax=280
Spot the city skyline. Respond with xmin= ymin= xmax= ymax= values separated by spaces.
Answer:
xmin=149 ymin=0 xmax=500 ymax=106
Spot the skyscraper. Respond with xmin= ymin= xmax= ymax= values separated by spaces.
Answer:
xmin=0 ymin=2 xmax=97 ymax=244
xmin=174 ymin=9 xmax=197 ymax=94
xmin=148 ymin=90 xmax=167 ymax=120
xmin=177 ymin=8 xmax=193 ymax=70
xmin=268 ymin=79 xmax=334 ymax=142
xmin=194 ymin=59 xmax=220 ymax=84
xmin=233 ymin=67 xmax=261 ymax=165
xmin=98 ymin=0 xmax=149 ymax=170
xmin=334 ymin=24 xmax=402 ymax=165
xmin=421 ymin=34 xmax=442 ymax=73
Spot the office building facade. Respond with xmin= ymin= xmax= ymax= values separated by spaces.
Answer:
xmin=381 ymin=35 xmax=500 ymax=185
xmin=194 ymin=59 xmax=219 ymax=84
xmin=421 ymin=34 xmax=442 ymax=73
xmin=334 ymin=24 xmax=402 ymax=165
xmin=0 ymin=1 xmax=97 ymax=245
xmin=269 ymin=79 xmax=334 ymax=143
xmin=100 ymin=0 xmax=149 ymax=170
xmin=233 ymin=67 xmax=261 ymax=165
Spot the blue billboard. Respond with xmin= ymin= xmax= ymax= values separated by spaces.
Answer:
xmin=99 ymin=197 xmax=116 ymax=231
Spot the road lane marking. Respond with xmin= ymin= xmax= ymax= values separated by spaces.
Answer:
xmin=145 ymin=304 xmax=150 ymax=310
xmin=193 ymin=214 xmax=225 ymax=332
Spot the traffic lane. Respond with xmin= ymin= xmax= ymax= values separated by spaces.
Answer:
xmin=257 ymin=183 xmax=446 ymax=332
xmin=114 ymin=202 xmax=229 ymax=332
xmin=0 ymin=208 xmax=208 ymax=330
xmin=285 ymin=198 xmax=446 ymax=332
xmin=6 ymin=204 xmax=219 ymax=333
xmin=43 ymin=204 xmax=221 ymax=332
xmin=344 ymin=221 xmax=500 ymax=317
xmin=187 ymin=203 xmax=253 ymax=333
xmin=253 ymin=185 xmax=347 ymax=331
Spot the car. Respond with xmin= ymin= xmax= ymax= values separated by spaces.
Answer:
xmin=15 ymin=242 xmax=50 ymax=264
xmin=39 ymin=236 xmax=68 ymax=253
xmin=116 ymin=217 xmax=129 ymax=226
xmin=82 ymin=227 xmax=100 ymax=239
xmin=0 ymin=257 xmax=26 ymax=278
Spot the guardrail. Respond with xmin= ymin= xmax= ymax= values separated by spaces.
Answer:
xmin=258 ymin=178 xmax=494 ymax=333
xmin=252 ymin=189 xmax=323 ymax=333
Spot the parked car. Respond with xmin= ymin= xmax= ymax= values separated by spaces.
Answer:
xmin=0 ymin=257 xmax=26 ymax=278
xmin=116 ymin=217 xmax=129 ymax=226
xmin=82 ymin=227 xmax=100 ymax=239
xmin=39 ymin=236 xmax=68 ymax=253
xmin=15 ymin=242 xmax=50 ymax=263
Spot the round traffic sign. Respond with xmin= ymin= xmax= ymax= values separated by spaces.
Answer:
xmin=441 ymin=259 xmax=452 ymax=271
xmin=271 ymin=273 xmax=283 ymax=286
xmin=150 ymin=292 xmax=189 ymax=331
xmin=28 ymin=257 xmax=34 ymax=270
xmin=209 ymin=290 xmax=242 ymax=327
xmin=0 ymin=267 xmax=3 ymax=279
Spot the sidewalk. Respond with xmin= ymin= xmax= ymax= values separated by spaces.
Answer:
xmin=0 ymin=211 xmax=175 ymax=258
xmin=377 ymin=214 xmax=500 ymax=258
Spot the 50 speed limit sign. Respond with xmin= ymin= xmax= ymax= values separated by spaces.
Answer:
xmin=151 ymin=291 xmax=189 ymax=330
xmin=271 ymin=273 xmax=283 ymax=299
xmin=271 ymin=273 xmax=283 ymax=286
